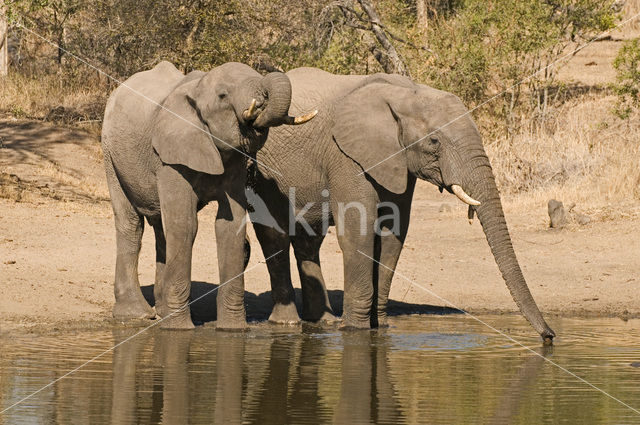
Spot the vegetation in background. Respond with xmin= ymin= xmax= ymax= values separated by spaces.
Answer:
xmin=613 ymin=36 xmax=640 ymax=118
xmin=2 ymin=0 xmax=638 ymax=202
xmin=2 ymin=1 xmax=619 ymax=127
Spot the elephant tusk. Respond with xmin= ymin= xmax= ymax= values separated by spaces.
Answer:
xmin=293 ymin=109 xmax=318 ymax=125
xmin=243 ymin=98 xmax=258 ymax=121
xmin=451 ymin=185 xmax=481 ymax=206
xmin=283 ymin=109 xmax=318 ymax=125
xmin=468 ymin=205 xmax=475 ymax=225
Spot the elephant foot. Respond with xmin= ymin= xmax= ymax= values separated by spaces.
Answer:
xmin=216 ymin=320 xmax=247 ymax=331
xmin=155 ymin=302 xmax=171 ymax=319
xmin=339 ymin=316 xmax=371 ymax=330
xmin=269 ymin=302 xmax=301 ymax=325
xmin=159 ymin=308 xmax=195 ymax=330
xmin=216 ymin=312 xmax=247 ymax=331
xmin=371 ymin=313 xmax=389 ymax=328
xmin=113 ymin=297 xmax=155 ymax=321
xmin=316 ymin=310 xmax=339 ymax=324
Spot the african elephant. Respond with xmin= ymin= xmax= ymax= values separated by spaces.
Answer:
xmin=101 ymin=61 xmax=315 ymax=329
xmin=250 ymin=67 xmax=555 ymax=342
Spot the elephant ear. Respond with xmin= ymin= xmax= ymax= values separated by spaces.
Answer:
xmin=151 ymin=79 xmax=224 ymax=175
xmin=331 ymin=83 xmax=408 ymax=194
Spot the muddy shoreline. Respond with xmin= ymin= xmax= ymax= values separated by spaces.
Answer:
xmin=2 ymin=307 xmax=638 ymax=338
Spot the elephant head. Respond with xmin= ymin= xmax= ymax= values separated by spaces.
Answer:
xmin=332 ymin=81 xmax=555 ymax=343
xmin=151 ymin=62 xmax=316 ymax=175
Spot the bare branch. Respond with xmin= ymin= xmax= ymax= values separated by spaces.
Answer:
xmin=354 ymin=0 xmax=410 ymax=76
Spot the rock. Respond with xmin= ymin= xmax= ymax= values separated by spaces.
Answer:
xmin=438 ymin=203 xmax=452 ymax=213
xmin=548 ymin=199 xmax=567 ymax=229
xmin=574 ymin=213 xmax=591 ymax=226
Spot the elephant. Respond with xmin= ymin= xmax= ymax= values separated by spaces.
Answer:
xmin=250 ymin=67 xmax=556 ymax=343
xmin=101 ymin=61 xmax=316 ymax=329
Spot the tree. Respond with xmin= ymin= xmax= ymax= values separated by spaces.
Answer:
xmin=0 ymin=0 xmax=7 ymax=76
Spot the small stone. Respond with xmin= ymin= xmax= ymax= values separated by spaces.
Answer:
xmin=574 ymin=213 xmax=591 ymax=225
xmin=439 ymin=203 xmax=452 ymax=213
xmin=548 ymin=199 xmax=567 ymax=229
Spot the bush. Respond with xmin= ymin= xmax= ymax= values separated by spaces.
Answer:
xmin=613 ymin=37 xmax=640 ymax=119
xmin=2 ymin=0 xmax=619 ymax=134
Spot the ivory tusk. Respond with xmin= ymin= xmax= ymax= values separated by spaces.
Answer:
xmin=283 ymin=109 xmax=318 ymax=125
xmin=293 ymin=109 xmax=318 ymax=124
xmin=468 ymin=205 xmax=475 ymax=225
xmin=451 ymin=184 xmax=481 ymax=206
xmin=243 ymin=98 xmax=258 ymax=121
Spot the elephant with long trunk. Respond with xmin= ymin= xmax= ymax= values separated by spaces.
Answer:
xmin=250 ymin=67 xmax=555 ymax=343
xmin=101 ymin=61 xmax=315 ymax=329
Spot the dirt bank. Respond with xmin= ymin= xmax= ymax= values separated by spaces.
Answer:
xmin=1 ymin=118 xmax=639 ymax=335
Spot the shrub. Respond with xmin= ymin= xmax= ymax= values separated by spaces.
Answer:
xmin=613 ymin=37 xmax=640 ymax=119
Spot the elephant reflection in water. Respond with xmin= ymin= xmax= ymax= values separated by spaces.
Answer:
xmin=110 ymin=329 xmax=402 ymax=424
xmin=332 ymin=331 xmax=402 ymax=424
xmin=111 ymin=328 xmax=151 ymax=424
xmin=242 ymin=330 xmax=402 ymax=424
xmin=488 ymin=348 xmax=550 ymax=425
xmin=111 ymin=328 xmax=192 ymax=424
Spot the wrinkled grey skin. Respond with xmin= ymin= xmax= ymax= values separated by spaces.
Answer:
xmin=102 ymin=61 xmax=296 ymax=329
xmin=252 ymin=67 xmax=555 ymax=342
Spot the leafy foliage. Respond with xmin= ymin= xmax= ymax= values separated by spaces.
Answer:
xmin=3 ymin=0 xmax=620 ymax=133
xmin=613 ymin=37 xmax=640 ymax=119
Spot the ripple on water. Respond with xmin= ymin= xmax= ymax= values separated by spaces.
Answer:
xmin=1 ymin=315 xmax=640 ymax=424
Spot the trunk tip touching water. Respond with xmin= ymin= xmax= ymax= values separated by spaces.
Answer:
xmin=475 ymin=191 xmax=556 ymax=345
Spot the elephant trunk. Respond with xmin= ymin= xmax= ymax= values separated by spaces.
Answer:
xmin=445 ymin=135 xmax=555 ymax=343
xmin=252 ymin=72 xmax=293 ymax=128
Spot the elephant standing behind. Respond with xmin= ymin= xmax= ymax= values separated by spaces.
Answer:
xmin=250 ymin=67 xmax=555 ymax=342
xmin=101 ymin=61 xmax=315 ymax=329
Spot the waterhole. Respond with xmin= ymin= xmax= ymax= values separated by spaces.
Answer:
xmin=1 ymin=315 xmax=640 ymax=424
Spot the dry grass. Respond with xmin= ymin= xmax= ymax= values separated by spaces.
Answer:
xmin=488 ymin=94 xmax=640 ymax=218
xmin=0 ymin=71 xmax=106 ymax=133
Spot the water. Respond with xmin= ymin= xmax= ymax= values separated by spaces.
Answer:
xmin=1 ymin=315 xmax=640 ymax=424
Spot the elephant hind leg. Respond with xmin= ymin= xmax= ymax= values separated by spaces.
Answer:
xmin=105 ymin=153 xmax=155 ymax=320
xmin=254 ymin=223 xmax=299 ymax=324
xmin=292 ymin=236 xmax=336 ymax=323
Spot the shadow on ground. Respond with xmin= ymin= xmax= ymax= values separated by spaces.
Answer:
xmin=141 ymin=282 xmax=462 ymax=325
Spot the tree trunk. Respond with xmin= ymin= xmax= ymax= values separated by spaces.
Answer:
xmin=355 ymin=0 xmax=410 ymax=77
xmin=416 ymin=0 xmax=428 ymax=30
xmin=0 ymin=1 xmax=8 ymax=77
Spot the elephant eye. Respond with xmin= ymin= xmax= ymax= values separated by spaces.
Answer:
xmin=218 ymin=92 xmax=227 ymax=100
xmin=429 ymin=137 xmax=439 ymax=145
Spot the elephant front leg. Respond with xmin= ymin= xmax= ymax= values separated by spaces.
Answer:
xmin=215 ymin=190 xmax=249 ymax=330
xmin=336 ymin=206 xmax=376 ymax=329
xmin=157 ymin=166 xmax=198 ymax=330
xmin=374 ymin=180 xmax=414 ymax=327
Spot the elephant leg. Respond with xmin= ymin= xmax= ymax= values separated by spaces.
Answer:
xmin=151 ymin=219 xmax=167 ymax=317
xmin=254 ymin=223 xmax=299 ymax=324
xmin=214 ymin=188 xmax=249 ymax=330
xmin=157 ymin=166 xmax=198 ymax=330
xmin=106 ymin=155 xmax=155 ymax=320
xmin=373 ymin=184 xmax=414 ymax=327
xmin=291 ymin=235 xmax=336 ymax=323
xmin=334 ymin=203 xmax=376 ymax=329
